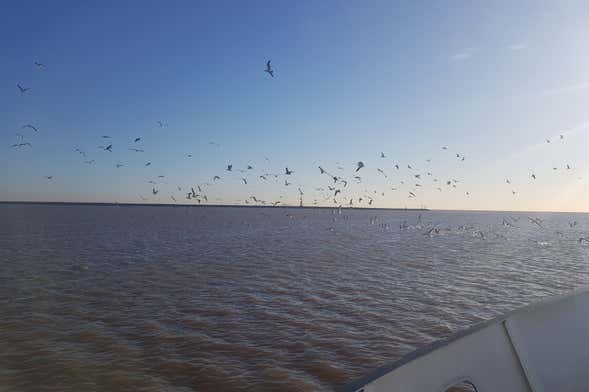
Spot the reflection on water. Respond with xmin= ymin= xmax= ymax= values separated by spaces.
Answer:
xmin=1 ymin=204 xmax=589 ymax=391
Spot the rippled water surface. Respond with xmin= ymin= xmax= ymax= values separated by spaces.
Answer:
xmin=2 ymin=204 xmax=589 ymax=391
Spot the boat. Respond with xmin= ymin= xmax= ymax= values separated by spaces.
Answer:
xmin=341 ymin=286 xmax=589 ymax=392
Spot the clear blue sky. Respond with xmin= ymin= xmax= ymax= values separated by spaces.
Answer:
xmin=3 ymin=1 xmax=589 ymax=211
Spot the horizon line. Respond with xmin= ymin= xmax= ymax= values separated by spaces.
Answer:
xmin=1 ymin=200 xmax=588 ymax=214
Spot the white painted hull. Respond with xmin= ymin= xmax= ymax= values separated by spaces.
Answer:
xmin=342 ymin=287 xmax=589 ymax=392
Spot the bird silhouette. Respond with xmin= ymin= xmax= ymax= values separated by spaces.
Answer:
xmin=264 ymin=60 xmax=274 ymax=77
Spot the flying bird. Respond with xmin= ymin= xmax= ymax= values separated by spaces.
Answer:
xmin=157 ymin=121 xmax=164 ymax=127
xmin=134 ymin=137 xmax=141 ymax=142
xmin=264 ymin=60 xmax=274 ymax=77
xmin=116 ymin=164 xmax=124 ymax=168
xmin=22 ymin=124 xmax=38 ymax=132
xmin=213 ymin=175 xmax=221 ymax=181
xmin=101 ymin=136 xmax=111 ymax=139
xmin=129 ymin=148 xmax=144 ymax=152
xmin=152 ymin=188 xmax=158 ymax=195
xmin=531 ymin=174 xmax=536 ymax=180
xmin=380 ymin=152 xmax=386 ymax=158
xmin=34 ymin=61 xmax=45 ymax=69
xmin=11 ymin=142 xmax=32 ymax=148
xmin=103 ymin=144 xmax=113 ymax=152
xmin=17 ymin=84 xmax=30 ymax=93
xmin=45 ymin=176 xmax=53 ymax=180
xmin=145 ymin=162 xmax=151 ymax=166
xmin=241 ymin=178 xmax=247 ymax=184
xmin=227 ymin=164 xmax=232 ymax=171
xmin=356 ymin=161 xmax=365 ymax=172
xmin=285 ymin=167 xmax=294 ymax=175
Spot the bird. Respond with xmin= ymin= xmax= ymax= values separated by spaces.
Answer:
xmin=506 ymin=179 xmax=511 ymax=184
xmin=298 ymin=187 xmax=304 ymax=196
xmin=84 ymin=160 xmax=95 ymax=164
xmin=34 ymin=61 xmax=45 ymax=69
xmin=414 ymin=174 xmax=421 ymax=179
xmin=11 ymin=142 xmax=32 ymax=148
xmin=45 ymin=176 xmax=53 ymax=180
xmin=394 ymin=164 xmax=399 ymax=170
xmin=116 ymin=164 xmax=124 ymax=168
xmin=546 ymin=138 xmax=551 ymax=143
xmin=129 ymin=148 xmax=144 ymax=152
xmin=531 ymin=174 xmax=536 ymax=180
xmin=247 ymin=165 xmax=253 ymax=170
xmin=319 ymin=166 xmax=326 ymax=174
xmin=157 ymin=175 xmax=165 ymax=178
xmin=566 ymin=164 xmax=571 ymax=170
xmin=380 ymin=152 xmax=386 ymax=158
xmin=22 ymin=124 xmax=38 ymax=132
xmin=377 ymin=168 xmax=387 ymax=177
xmin=409 ymin=191 xmax=416 ymax=198
xmin=241 ymin=178 xmax=247 ymax=184
xmin=264 ymin=60 xmax=274 ymax=77
xmin=285 ymin=167 xmax=294 ymax=175
xmin=171 ymin=196 xmax=177 ymax=202
xmin=103 ymin=144 xmax=113 ymax=152
xmin=213 ymin=176 xmax=221 ymax=181
xmin=134 ymin=137 xmax=141 ymax=142
xmin=284 ymin=180 xmax=291 ymax=186
xmin=74 ymin=148 xmax=86 ymax=157
xmin=152 ymin=188 xmax=158 ymax=195
xmin=407 ymin=164 xmax=413 ymax=169
xmin=442 ymin=146 xmax=448 ymax=150
xmin=145 ymin=162 xmax=151 ymax=166
xmin=227 ymin=164 xmax=232 ymax=171
xmin=17 ymin=84 xmax=30 ymax=93
xmin=528 ymin=217 xmax=544 ymax=229
xmin=101 ymin=135 xmax=111 ymax=139
xmin=560 ymin=134 xmax=565 ymax=140
xmin=356 ymin=161 xmax=365 ymax=172
xmin=157 ymin=121 xmax=164 ymax=127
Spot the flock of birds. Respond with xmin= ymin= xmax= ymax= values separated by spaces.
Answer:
xmin=8 ymin=60 xmax=581 ymax=209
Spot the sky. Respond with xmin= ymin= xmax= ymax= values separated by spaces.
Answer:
xmin=3 ymin=0 xmax=589 ymax=211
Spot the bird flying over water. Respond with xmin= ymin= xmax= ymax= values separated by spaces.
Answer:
xmin=11 ymin=142 xmax=32 ymax=148
xmin=264 ymin=60 xmax=274 ymax=77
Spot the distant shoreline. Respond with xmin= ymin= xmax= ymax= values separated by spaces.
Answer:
xmin=0 ymin=201 xmax=428 ymax=212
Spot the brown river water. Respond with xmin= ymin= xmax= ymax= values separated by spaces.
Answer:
xmin=2 ymin=204 xmax=589 ymax=391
